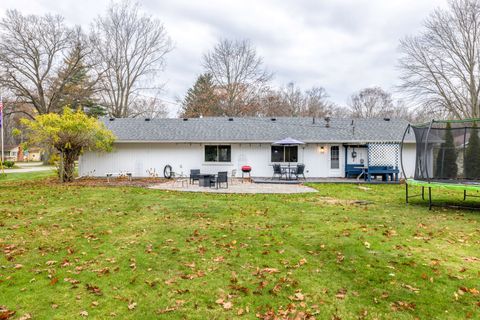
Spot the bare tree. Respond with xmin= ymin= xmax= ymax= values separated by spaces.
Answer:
xmin=130 ymin=96 xmax=168 ymax=118
xmin=399 ymin=0 xmax=480 ymax=119
xmin=303 ymin=86 xmax=336 ymax=117
xmin=261 ymin=83 xmax=335 ymax=117
xmin=202 ymin=39 xmax=272 ymax=116
xmin=0 ymin=10 xmax=88 ymax=116
xmin=348 ymin=87 xmax=397 ymax=118
xmin=91 ymin=1 xmax=173 ymax=118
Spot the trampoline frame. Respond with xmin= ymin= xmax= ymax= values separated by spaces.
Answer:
xmin=401 ymin=119 xmax=480 ymax=209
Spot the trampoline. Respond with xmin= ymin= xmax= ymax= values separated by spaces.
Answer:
xmin=401 ymin=119 xmax=480 ymax=209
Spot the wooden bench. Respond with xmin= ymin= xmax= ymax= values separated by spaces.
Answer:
xmin=106 ymin=172 xmax=132 ymax=182
xmin=366 ymin=166 xmax=399 ymax=182
xmin=345 ymin=164 xmax=364 ymax=178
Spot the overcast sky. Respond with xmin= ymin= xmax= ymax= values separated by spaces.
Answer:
xmin=0 ymin=0 xmax=447 ymax=115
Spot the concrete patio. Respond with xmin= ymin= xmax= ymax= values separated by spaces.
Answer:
xmin=149 ymin=180 xmax=318 ymax=194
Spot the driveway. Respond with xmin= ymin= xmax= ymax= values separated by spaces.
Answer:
xmin=3 ymin=162 xmax=55 ymax=173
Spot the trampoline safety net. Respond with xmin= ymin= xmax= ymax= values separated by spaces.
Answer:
xmin=408 ymin=120 xmax=480 ymax=183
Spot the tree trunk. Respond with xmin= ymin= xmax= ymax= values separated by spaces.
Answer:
xmin=60 ymin=149 xmax=79 ymax=182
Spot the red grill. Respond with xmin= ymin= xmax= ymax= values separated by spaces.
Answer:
xmin=241 ymin=166 xmax=252 ymax=173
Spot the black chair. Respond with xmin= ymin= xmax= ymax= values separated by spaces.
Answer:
xmin=272 ymin=164 xmax=286 ymax=180
xmin=210 ymin=171 xmax=228 ymax=189
xmin=293 ymin=164 xmax=306 ymax=180
xmin=190 ymin=169 xmax=200 ymax=184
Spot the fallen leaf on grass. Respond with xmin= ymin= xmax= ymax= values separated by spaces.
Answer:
xmin=0 ymin=306 xmax=15 ymax=319
xmin=50 ymin=277 xmax=58 ymax=286
xmin=86 ymin=284 xmax=103 ymax=296
xmin=128 ymin=302 xmax=137 ymax=310
xmin=336 ymin=288 xmax=347 ymax=300
xmin=391 ymin=301 xmax=416 ymax=311
xmin=18 ymin=313 xmax=32 ymax=320
xmin=79 ymin=310 xmax=88 ymax=317
xmin=402 ymin=284 xmax=420 ymax=293
xmin=216 ymin=299 xmax=233 ymax=310
xmin=14 ymin=264 xmax=23 ymax=269
xmin=222 ymin=301 xmax=233 ymax=310
xmin=289 ymin=291 xmax=305 ymax=301
xmin=64 ymin=278 xmax=80 ymax=284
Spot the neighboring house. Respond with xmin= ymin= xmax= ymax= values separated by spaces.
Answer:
xmin=2 ymin=145 xmax=20 ymax=161
xmin=1 ymin=145 xmax=42 ymax=162
xmin=79 ymin=117 xmax=417 ymax=178
xmin=22 ymin=147 xmax=42 ymax=162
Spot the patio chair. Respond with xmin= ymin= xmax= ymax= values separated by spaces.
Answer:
xmin=230 ymin=169 xmax=237 ymax=185
xmin=272 ymin=164 xmax=286 ymax=180
xmin=293 ymin=164 xmax=306 ymax=180
xmin=190 ymin=169 xmax=200 ymax=184
xmin=172 ymin=172 xmax=188 ymax=188
xmin=210 ymin=171 xmax=228 ymax=189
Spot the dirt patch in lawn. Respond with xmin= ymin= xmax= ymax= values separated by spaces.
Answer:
xmin=315 ymin=197 xmax=373 ymax=206
xmin=69 ymin=177 xmax=168 ymax=187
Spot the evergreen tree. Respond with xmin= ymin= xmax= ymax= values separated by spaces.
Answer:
xmin=55 ymin=44 xmax=98 ymax=114
xmin=465 ymin=122 xmax=480 ymax=179
xmin=435 ymin=122 xmax=458 ymax=179
xmin=180 ymin=73 xmax=222 ymax=117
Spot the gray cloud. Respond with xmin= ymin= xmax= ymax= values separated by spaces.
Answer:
xmin=0 ymin=0 xmax=448 ymax=115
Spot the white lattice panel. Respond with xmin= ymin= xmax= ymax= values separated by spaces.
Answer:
xmin=368 ymin=143 xmax=399 ymax=167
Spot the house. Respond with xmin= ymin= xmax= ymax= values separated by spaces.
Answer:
xmin=2 ymin=145 xmax=20 ymax=161
xmin=1 ymin=145 xmax=42 ymax=162
xmin=79 ymin=117 xmax=417 ymax=179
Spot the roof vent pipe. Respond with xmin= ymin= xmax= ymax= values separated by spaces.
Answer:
xmin=183 ymin=118 xmax=188 ymax=121
xmin=228 ymin=118 xmax=234 ymax=121
xmin=324 ymin=117 xmax=330 ymax=128
xmin=312 ymin=117 xmax=315 ymax=124
xmin=109 ymin=118 xmax=115 ymax=121
xmin=145 ymin=118 xmax=151 ymax=121
xmin=271 ymin=118 xmax=276 ymax=121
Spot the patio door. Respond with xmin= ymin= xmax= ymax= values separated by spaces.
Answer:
xmin=329 ymin=145 xmax=341 ymax=177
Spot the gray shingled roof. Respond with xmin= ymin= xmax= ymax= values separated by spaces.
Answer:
xmin=101 ymin=117 xmax=415 ymax=143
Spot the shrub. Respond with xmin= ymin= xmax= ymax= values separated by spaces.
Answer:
xmin=2 ymin=160 xmax=15 ymax=168
xmin=465 ymin=122 xmax=480 ymax=179
xmin=434 ymin=122 xmax=457 ymax=179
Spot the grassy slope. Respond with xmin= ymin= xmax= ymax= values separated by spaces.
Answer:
xmin=0 ymin=177 xmax=479 ymax=319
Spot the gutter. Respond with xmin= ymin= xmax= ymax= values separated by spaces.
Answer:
xmin=112 ymin=140 xmax=416 ymax=144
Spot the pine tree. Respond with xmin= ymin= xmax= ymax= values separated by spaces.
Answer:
xmin=180 ymin=73 xmax=222 ymax=117
xmin=465 ymin=122 xmax=480 ymax=179
xmin=55 ymin=44 xmax=98 ymax=114
xmin=435 ymin=122 xmax=457 ymax=179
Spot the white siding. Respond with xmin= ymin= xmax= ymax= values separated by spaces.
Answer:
xmin=401 ymin=143 xmax=416 ymax=178
xmin=79 ymin=142 xmax=417 ymax=178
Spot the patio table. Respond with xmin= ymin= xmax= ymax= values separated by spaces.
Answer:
xmin=281 ymin=165 xmax=296 ymax=180
xmin=198 ymin=174 xmax=215 ymax=187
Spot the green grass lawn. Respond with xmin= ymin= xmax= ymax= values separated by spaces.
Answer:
xmin=1 ymin=175 xmax=479 ymax=319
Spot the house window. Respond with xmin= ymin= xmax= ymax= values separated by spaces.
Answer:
xmin=205 ymin=145 xmax=231 ymax=162
xmin=331 ymin=146 xmax=340 ymax=169
xmin=271 ymin=146 xmax=298 ymax=163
